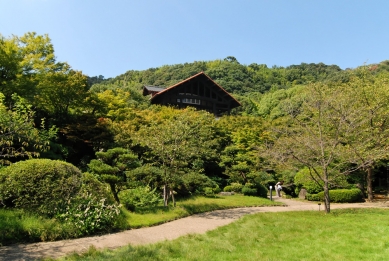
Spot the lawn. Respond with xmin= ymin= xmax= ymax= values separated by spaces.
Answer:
xmin=123 ymin=194 xmax=281 ymax=228
xmin=0 ymin=194 xmax=279 ymax=245
xmin=59 ymin=208 xmax=389 ymax=261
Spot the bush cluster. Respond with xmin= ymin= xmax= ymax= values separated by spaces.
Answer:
xmin=0 ymin=159 xmax=82 ymax=217
xmin=306 ymin=189 xmax=363 ymax=203
xmin=119 ymin=186 xmax=161 ymax=211
xmin=294 ymin=168 xmax=323 ymax=194
xmin=56 ymin=192 xmax=121 ymax=235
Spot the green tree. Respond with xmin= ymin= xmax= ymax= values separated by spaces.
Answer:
xmin=268 ymin=82 xmax=359 ymax=213
xmin=0 ymin=93 xmax=56 ymax=164
xmin=339 ymin=69 xmax=389 ymax=201
xmin=88 ymin=147 xmax=141 ymax=203
xmin=134 ymin=108 xmax=217 ymax=206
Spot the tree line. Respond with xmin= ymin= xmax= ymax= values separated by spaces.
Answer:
xmin=2 ymin=32 xmax=389 ymax=213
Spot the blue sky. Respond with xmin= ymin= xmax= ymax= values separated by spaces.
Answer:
xmin=1 ymin=0 xmax=388 ymax=78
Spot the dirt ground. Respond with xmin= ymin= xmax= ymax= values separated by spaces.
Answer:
xmin=0 ymin=198 xmax=387 ymax=261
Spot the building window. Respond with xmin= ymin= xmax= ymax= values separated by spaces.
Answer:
xmin=182 ymin=98 xmax=200 ymax=105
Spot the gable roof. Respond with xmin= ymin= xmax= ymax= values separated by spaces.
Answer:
xmin=144 ymin=86 xmax=165 ymax=93
xmin=150 ymin=72 xmax=241 ymax=107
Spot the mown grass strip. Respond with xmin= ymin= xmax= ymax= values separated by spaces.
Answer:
xmin=58 ymin=208 xmax=389 ymax=261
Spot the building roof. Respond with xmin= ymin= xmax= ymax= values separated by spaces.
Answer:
xmin=144 ymin=86 xmax=165 ymax=92
xmin=151 ymin=72 xmax=241 ymax=107
xmin=142 ymin=86 xmax=165 ymax=96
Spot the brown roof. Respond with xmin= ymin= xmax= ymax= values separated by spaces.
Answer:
xmin=151 ymin=72 xmax=241 ymax=106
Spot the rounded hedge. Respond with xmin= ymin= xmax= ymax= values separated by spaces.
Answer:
xmin=0 ymin=159 xmax=82 ymax=216
xmin=306 ymin=188 xmax=363 ymax=203
xmin=294 ymin=168 xmax=323 ymax=194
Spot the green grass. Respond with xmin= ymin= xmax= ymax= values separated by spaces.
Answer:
xmin=123 ymin=194 xmax=281 ymax=228
xmin=0 ymin=194 xmax=279 ymax=245
xmin=0 ymin=209 xmax=79 ymax=245
xmin=58 ymin=208 xmax=389 ymax=261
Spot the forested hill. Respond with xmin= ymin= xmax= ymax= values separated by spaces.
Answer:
xmin=101 ymin=56 xmax=345 ymax=94
xmin=99 ymin=58 xmax=389 ymax=94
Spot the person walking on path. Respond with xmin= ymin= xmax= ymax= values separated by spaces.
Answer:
xmin=275 ymin=181 xmax=283 ymax=197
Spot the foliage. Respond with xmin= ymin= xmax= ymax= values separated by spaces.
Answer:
xmin=56 ymin=192 xmax=121 ymax=236
xmin=133 ymin=107 xmax=218 ymax=206
xmin=307 ymin=189 xmax=364 ymax=203
xmin=88 ymin=147 xmax=141 ymax=204
xmin=118 ymin=186 xmax=161 ymax=211
xmin=0 ymin=159 xmax=82 ymax=217
xmin=242 ymin=186 xmax=257 ymax=196
xmin=294 ymin=168 xmax=324 ymax=194
xmin=180 ymin=172 xmax=218 ymax=196
xmin=268 ymin=81 xmax=372 ymax=212
xmin=203 ymin=185 xmax=221 ymax=197
xmin=80 ymin=172 xmax=115 ymax=204
xmin=241 ymin=182 xmax=268 ymax=197
xmin=229 ymin=182 xmax=243 ymax=193
xmin=255 ymin=183 xmax=269 ymax=198
xmin=0 ymin=93 xmax=57 ymax=164
xmin=0 ymin=208 xmax=79 ymax=245
xmin=223 ymin=185 xmax=233 ymax=192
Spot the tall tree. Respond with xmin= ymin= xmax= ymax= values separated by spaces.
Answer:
xmin=341 ymin=68 xmax=389 ymax=201
xmin=269 ymin=82 xmax=360 ymax=213
xmin=134 ymin=108 xmax=217 ymax=206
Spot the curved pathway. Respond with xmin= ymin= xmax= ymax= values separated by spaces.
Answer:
xmin=0 ymin=198 xmax=387 ymax=261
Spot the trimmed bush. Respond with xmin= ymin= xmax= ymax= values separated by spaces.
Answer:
xmin=0 ymin=159 xmax=82 ymax=216
xmin=242 ymin=186 xmax=257 ymax=196
xmin=230 ymin=182 xmax=243 ymax=193
xmin=223 ymin=185 xmax=233 ymax=192
xmin=307 ymin=189 xmax=363 ymax=203
xmin=255 ymin=183 xmax=269 ymax=198
xmin=119 ymin=186 xmax=161 ymax=211
xmin=306 ymin=193 xmax=321 ymax=201
xmin=294 ymin=168 xmax=323 ymax=194
xmin=80 ymin=172 xmax=115 ymax=204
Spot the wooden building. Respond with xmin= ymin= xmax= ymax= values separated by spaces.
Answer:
xmin=143 ymin=72 xmax=241 ymax=116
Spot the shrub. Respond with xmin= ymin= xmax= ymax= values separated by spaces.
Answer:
xmin=181 ymin=172 xmax=216 ymax=195
xmin=80 ymin=172 xmax=115 ymax=204
xmin=294 ymin=168 xmax=323 ymax=194
xmin=223 ymin=185 xmax=233 ymax=192
xmin=0 ymin=159 xmax=82 ymax=217
xmin=255 ymin=183 xmax=269 ymax=198
xmin=203 ymin=185 xmax=221 ymax=197
xmin=307 ymin=189 xmax=363 ymax=203
xmin=242 ymin=186 xmax=257 ymax=196
xmin=119 ymin=186 xmax=161 ymax=211
xmin=230 ymin=182 xmax=243 ymax=193
xmin=57 ymin=192 xmax=121 ymax=235
xmin=306 ymin=193 xmax=321 ymax=201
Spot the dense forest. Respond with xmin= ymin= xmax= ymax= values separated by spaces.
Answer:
xmin=2 ymin=32 xmax=389 ymax=217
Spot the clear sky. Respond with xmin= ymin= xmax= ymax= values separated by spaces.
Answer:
xmin=1 ymin=0 xmax=388 ymax=78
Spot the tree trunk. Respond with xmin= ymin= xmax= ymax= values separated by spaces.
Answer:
xmin=323 ymin=180 xmax=331 ymax=213
xmin=171 ymin=189 xmax=176 ymax=207
xmin=367 ymin=167 xmax=374 ymax=202
xmin=163 ymin=184 xmax=168 ymax=207
xmin=110 ymin=183 xmax=120 ymax=204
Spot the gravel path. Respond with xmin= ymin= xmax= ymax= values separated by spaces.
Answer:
xmin=0 ymin=198 xmax=387 ymax=261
